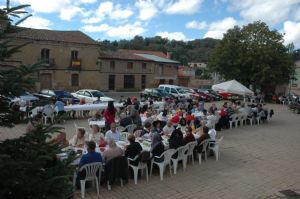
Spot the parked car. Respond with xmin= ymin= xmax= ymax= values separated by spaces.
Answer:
xmin=140 ymin=88 xmax=176 ymax=100
xmin=216 ymin=91 xmax=240 ymax=100
xmin=71 ymin=89 xmax=114 ymax=103
xmin=35 ymin=89 xmax=80 ymax=104
xmin=199 ymin=89 xmax=223 ymax=101
xmin=192 ymin=89 xmax=212 ymax=101
xmin=158 ymin=84 xmax=191 ymax=99
xmin=5 ymin=92 xmax=39 ymax=107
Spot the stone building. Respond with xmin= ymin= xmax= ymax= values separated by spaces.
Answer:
xmin=4 ymin=28 xmax=179 ymax=91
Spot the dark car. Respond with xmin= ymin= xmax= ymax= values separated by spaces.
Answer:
xmin=203 ymin=89 xmax=223 ymax=101
xmin=35 ymin=89 xmax=80 ymax=104
xmin=140 ymin=88 xmax=175 ymax=100
xmin=192 ymin=89 xmax=212 ymax=101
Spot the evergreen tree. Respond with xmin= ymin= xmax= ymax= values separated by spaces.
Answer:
xmin=0 ymin=1 xmax=75 ymax=198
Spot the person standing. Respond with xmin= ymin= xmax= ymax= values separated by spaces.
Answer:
xmin=103 ymin=101 xmax=117 ymax=130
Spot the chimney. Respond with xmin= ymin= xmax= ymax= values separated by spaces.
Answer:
xmin=166 ymin=52 xmax=172 ymax=59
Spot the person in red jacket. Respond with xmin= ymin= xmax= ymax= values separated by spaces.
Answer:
xmin=103 ymin=101 xmax=117 ymax=130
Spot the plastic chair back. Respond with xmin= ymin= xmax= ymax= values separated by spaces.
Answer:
xmin=79 ymin=162 xmax=102 ymax=181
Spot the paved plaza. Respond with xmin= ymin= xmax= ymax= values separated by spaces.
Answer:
xmin=1 ymin=103 xmax=300 ymax=198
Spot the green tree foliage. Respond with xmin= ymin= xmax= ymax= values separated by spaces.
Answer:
xmin=208 ymin=21 xmax=295 ymax=92
xmin=98 ymin=36 xmax=219 ymax=65
xmin=0 ymin=125 xmax=75 ymax=199
xmin=0 ymin=2 xmax=75 ymax=198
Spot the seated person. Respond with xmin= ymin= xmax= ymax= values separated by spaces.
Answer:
xmin=26 ymin=113 xmax=43 ymax=133
xmin=89 ymin=125 xmax=104 ymax=142
xmin=141 ymin=122 xmax=152 ymax=137
xmin=183 ymin=127 xmax=196 ymax=145
xmin=168 ymin=129 xmax=184 ymax=159
xmin=119 ymin=114 xmax=133 ymax=128
xmin=102 ymin=139 xmax=123 ymax=162
xmin=49 ymin=132 xmax=69 ymax=147
xmin=168 ymin=129 xmax=184 ymax=150
xmin=208 ymin=127 xmax=217 ymax=141
xmin=162 ymin=120 xmax=175 ymax=136
xmin=76 ymin=141 xmax=102 ymax=188
xmin=199 ymin=126 xmax=210 ymax=144
xmin=53 ymin=98 xmax=65 ymax=116
xmin=176 ymin=118 xmax=187 ymax=133
xmin=152 ymin=120 xmax=163 ymax=134
xmin=105 ymin=122 xmax=121 ymax=142
xmin=125 ymin=134 xmax=143 ymax=166
xmin=79 ymin=141 xmax=102 ymax=167
xmin=150 ymin=132 xmax=165 ymax=160
xmin=70 ymin=128 xmax=86 ymax=148
xmin=185 ymin=111 xmax=195 ymax=124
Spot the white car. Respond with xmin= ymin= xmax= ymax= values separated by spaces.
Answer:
xmin=71 ymin=89 xmax=114 ymax=103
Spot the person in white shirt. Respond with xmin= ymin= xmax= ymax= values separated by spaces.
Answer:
xmin=208 ymin=128 xmax=217 ymax=140
xmin=89 ymin=125 xmax=105 ymax=143
xmin=163 ymin=120 xmax=174 ymax=136
xmin=105 ymin=122 xmax=121 ymax=142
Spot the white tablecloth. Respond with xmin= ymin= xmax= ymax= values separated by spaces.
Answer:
xmin=89 ymin=120 xmax=106 ymax=127
xmin=64 ymin=102 xmax=123 ymax=112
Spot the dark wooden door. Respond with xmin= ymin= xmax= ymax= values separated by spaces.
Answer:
xmin=109 ymin=75 xmax=115 ymax=90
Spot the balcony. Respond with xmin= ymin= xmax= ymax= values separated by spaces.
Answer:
xmin=69 ymin=59 xmax=81 ymax=70
xmin=38 ymin=58 xmax=55 ymax=68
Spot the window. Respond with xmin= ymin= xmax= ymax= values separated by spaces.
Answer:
xmin=127 ymin=62 xmax=133 ymax=69
xmin=41 ymin=48 xmax=50 ymax=63
xmin=141 ymin=75 xmax=146 ymax=89
xmin=124 ymin=75 xmax=135 ymax=89
xmin=71 ymin=50 xmax=78 ymax=60
xmin=159 ymin=64 xmax=164 ymax=75
xmin=110 ymin=61 xmax=115 ymax=71
xmin=142 ymin=62 xmax=147 ymax=70
xmin=159 ymin=79 xmax=165 ymax=84
xmin=169 ymin=79 xmax=174 ymax=85
xmin=171 ymin=88 xmax=177 ymax=94
xmin=84 ymin=91 xmax=92 ymax=97
xmin=165 ymin=87 xmax=170 ymax=93
xmin=71 ymin=74 xmax=79 ymax=86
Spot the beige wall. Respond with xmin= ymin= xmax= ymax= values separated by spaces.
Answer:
xmin=9 ymin=39 xmax=178 ymax=91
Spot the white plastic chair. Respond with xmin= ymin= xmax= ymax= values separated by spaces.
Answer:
xmin=246 ymin=116 xmax=254 ymax=126
xmin=208 ymin=136 xmax=224 ymax=161
xmin=229 ymin=114 xmax=237 ymax=129
xmin=74 ymin=162 xmax=102 ymax=199
xmin=126 ymin=124 xmax=137 ymax=134
xmin=197 ymin=139 xmax=209 ymax=165
xmin=236 ymin=113 xmax=244 ymax=127
xmin=150 ymin=149 xmax=175 ymax=181
xmin=116 ymin=126 xmax=126 ymax=132
xmin=170 ymin=145 xmax=189 ymax=174
xmin=42 ymin=106 xmax=55 ymax=124
xmin=255 ymin=115 xmax=261 ymax=125
xmin=128 ymin=155 xmax=149 ymax=184
xmin=186 ymin=141 xmax=197 ymax=165
xmin=120 ymin=132 xmax=131 ymax=141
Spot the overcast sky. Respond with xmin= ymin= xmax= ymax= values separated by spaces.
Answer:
xmin=7 ymin=0 xmax=300 ymax=48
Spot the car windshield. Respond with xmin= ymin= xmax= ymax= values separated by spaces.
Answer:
xmin=177 ymin=88 xmax=185 ymax=94
xmin=91 ymin=91 xmax=105 ymax=97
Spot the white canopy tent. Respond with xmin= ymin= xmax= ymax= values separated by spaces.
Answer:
xmin=212 ymin=80 xmax=254 ymax=96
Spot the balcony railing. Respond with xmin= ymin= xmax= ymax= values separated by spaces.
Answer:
xmin=69 ymin=59 xmax=81 ymax=70
xmin=38 ymin=58 xmax=55 ymax=67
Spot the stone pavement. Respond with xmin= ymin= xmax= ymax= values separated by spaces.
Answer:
xmin=1 ymin=103 xmax=300 ymax=199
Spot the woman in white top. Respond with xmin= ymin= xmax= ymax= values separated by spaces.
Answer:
xmin=89 ymin=125 xmax=105 ymax=143
xmin=162 ymin=120 xmax=174 ymax=136
xmin=70 ymin=128 xmax=86 ymax=148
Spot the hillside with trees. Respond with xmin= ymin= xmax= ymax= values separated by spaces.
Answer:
xmin=98 ymin=36 xmax=220 ymax=65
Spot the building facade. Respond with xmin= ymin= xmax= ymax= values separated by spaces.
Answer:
xmin=5 ymin=28 xmax=179 ymax=92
